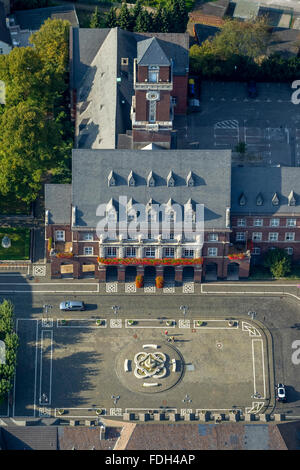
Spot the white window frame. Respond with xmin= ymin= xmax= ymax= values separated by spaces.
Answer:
xmin=268 ymin=232 xmax=278 ymax=241
xmin=254 ymin=218 xmax=263 ymax=227
xmin=286 ymin=218 xmax=296 ymax=227
xmin=208 ymin=233 xmax=218 ymax=242
xmin=252 ymin=247 xmax=261 ymax=255
xmin=236 ymin=232 xmax=245 ymax=242
xmin=207 ymin=247 xmax=218 ymax=257
xmin=237 ymin=219 xmax=246 ymax=227
xmin=125 ymin=247 xmax=136 ymax=257
xmin=84 ymin=246 xmax=94 ymax=256
xmin=285 ymin=247 xmax=293 ymax=255
xmin=285 ymin=232 xmax=295 ymax=241
xmin=163 ymin=247 xmax=175 ymax=258
xmin=144 ymin=246 xmax=156 ymax=258
xmin=55 ymin=230 xmax=65 ymax=241
xmin=106 ymin=247 xmax=117 ymax=257
xmin=183 ymin=249 xmax=194 ymax=258
xmin=83 ymin=233 xmax=93 ymax=241
xmin=270 ymin=218 xmax=279 ymax=227
xmin=252 ymin=232 xmax=262 ymax=241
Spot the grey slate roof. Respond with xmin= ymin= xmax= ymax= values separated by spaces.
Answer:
xmin=0 ymin=426 xmax=57 ymax=450
xmin=231 ymin=166 xmax=300 ymax=214
xmin=267 ymin=28 xmax=300 ymax=57
xmin=45 ymin=184 xmax=72 ymax=225
xmin=11 ymin=4 xmax=79 ymax=31
xmin=72 ymin=149 xmax=231 ymax=229
xmin=137 ymin=37 xmax=171 ymax=66
xmin=0 ymin=1 xmax=11 ymax=45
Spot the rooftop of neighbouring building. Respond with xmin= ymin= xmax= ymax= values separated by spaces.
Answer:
xmin=0 ymin=1 xmax=11 ymax=46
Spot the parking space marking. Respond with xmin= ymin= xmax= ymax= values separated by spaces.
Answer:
xmin=13 ymin=319 xmax=39 ymax=418
xmin=252 ymin=339 xmax=266 ymax=400
xmin=39 ymin=330 xmax=53 ymax=406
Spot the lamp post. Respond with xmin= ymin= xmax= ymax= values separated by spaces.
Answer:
xmin=182 ymin=394 xmax=192 ymax=404
xmin=111 ymin=395 xmax=120 ymax=406
xmin=180 ymin=305 xmax=188 ymax=318
xmin=112 ymin=305 xmax=120 ymax=316
xmin=248 ymin=311 xmax=256 ymax=321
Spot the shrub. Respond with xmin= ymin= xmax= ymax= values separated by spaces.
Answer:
xmin=155 ymin=276 xmax=164 ymax=288
xmin=263 ymin=248 xmax=291 ymax=278
xmin=135 ymin=275 xmax=144 ymax=288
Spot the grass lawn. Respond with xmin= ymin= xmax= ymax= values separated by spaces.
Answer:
xmin=0 ymin=228 xmax=30 ymax=261
xmin=0 ymin=195 xmax=30 ymax=216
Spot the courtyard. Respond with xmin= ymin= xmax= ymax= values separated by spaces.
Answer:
xmin=6 ymin=314 xmax=273 ymax=420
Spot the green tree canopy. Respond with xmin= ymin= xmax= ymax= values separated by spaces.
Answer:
xmin=90 ymin=6 xmax=102 ymax=29
xmin=0 ymin=299 xmax=18 ymax=403
xmin=263 ymin=248 xmax=291 ymax=278
xmin=105 ymin=7 xmax=118 ymax=28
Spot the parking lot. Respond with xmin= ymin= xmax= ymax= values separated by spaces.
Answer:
xmin=175 ymin=81 xmax=300 ymax=166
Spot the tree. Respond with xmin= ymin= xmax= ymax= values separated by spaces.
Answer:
xmin=131 ymin=0 xmax=143 ymax=26
xmin=153 ymin=5 xmax=171 ymax=33
xmin=118 ymin=2 xmax=132 ymax=31
xmin=264 ymin=248 xmax=291 ymax=278
xmin=90 ymin=6 xmax=102 ymax=29
xmin=105 ymin=7 xmax=118 ymax=28
xmin=169 ymin=0 xmax=189 ymax=33
xmin=135 ymin=10 xmax=153 ymax=33
xmin=0 ymin=300 xmax=18 ymax=404
xmin=0 ymin=102 xmax=63 ymax=202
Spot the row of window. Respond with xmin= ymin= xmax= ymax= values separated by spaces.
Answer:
xmin=236 ymin=232 xmax=295 ymax=242
xmin=236 ymin=218 xmax=297 ymax=228
xmin=54 ymin=231 xmax=220 ymax=243
xmin=252 ymin=247 xmax=294 ymax=255
xmin=106 ymin=247 xmax=195 ymax=258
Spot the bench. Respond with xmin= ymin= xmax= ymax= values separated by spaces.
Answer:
xmin=143 ymin=382 xmax=158 ymax=387
xmin=171 ymin=358 xmax=177 ymax=372
xmin=143 ymin=344 xmax=158 ymax=349
xmin=124 ymin=359 xmax=130 ymax=372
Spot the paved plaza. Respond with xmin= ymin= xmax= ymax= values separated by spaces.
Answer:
xmin=4 ymin=315 xmax=273 ymax=420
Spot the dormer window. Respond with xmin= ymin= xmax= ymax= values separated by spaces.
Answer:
xmin=121 ymin=58 xmax=128 ymax=66
xmin=108 ymin=170 xmax=116 ymax=187
xmin=288 ymin=190 xmax=296 ymax=206
xmin=186 ymin=171 xmax=194 ymax=187
xmin=147 ymin=171 xmax=155 ymax=187
xmin=239 ymin=193 xmax=246 ymax=206
xmin=128 ymin=170 xmax=136 ymax=187
xmin=272 ymin=192 xmax=279 ymax=206
xmin=167 ymin=171 xmax=175 ymax=187
xmin=256 ymin=193 xmax=263 ymax=206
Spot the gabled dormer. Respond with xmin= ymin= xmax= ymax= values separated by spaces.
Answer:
xmin=167 ymin=171 xmax=175 ymax=187
xmin=128 ymin=170 xmax=136 ymax=187
xmin=108 ymin=170 xmax=116 ymax=187
xmin=272 ymin=192 xmax=279 ymax=206
xmin=288 ymin=190 xmax=296 ymax=206
xmin=106 ymin=198 xmax=117 ymax=220
xmin=147 ymin=171 xmax=155 ymax=187
xmin=239 ymin=193 xmax=246 ymax=206
xmin=186 ymin=171 xmax=194 ymax=187
xmin=256 ymin=193 xmax=263 ymax=206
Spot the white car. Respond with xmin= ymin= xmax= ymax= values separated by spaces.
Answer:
xmin=276 ymin=383 xmax=287 ymax=402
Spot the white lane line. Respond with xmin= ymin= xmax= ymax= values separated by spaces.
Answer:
xmin=252 ymin=339 xmax=256 ymax=394
xmin=39 ymin=330 xmax=53 ymax=406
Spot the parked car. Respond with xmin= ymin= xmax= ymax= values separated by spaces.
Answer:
xmin=247 ymin=80 xmax=257 ymax=98
xmin=276 ymin=383 xmax=287 ymax=402
xmin=59 ymin=301 xmax=85 ymax=311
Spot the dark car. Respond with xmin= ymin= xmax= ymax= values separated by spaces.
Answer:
xmin=247 ymin=80 xmax=257 ymax=98
xmin=276 ymin=383 xmax=287 ymax=402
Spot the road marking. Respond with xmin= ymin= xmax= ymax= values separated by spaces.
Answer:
xmin=39 ymin=330 xmax=53 ymax=406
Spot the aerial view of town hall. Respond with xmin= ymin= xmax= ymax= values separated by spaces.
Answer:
xmin=0 ymin=0 xmax=300 ymax=454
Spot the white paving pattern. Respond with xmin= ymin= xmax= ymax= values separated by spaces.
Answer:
xmin=106 ymin=282 xmax=118 ymax=293
xmin=125 ymin=282 xmax=136 ymax=293
xmin=183 ymin=282 xmax=194 ymax=293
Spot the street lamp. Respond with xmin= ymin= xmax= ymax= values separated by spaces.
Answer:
xmin=180 ymin=305 xmax=188 ymax=317
xmin=182 ymin=394 xmax=192 ymax=404
xmin=111 ymin=394 xmax=120 ymax=406
xmin=112 ymin=305 xmax=120 ymax=316
xmin=248 ymin=311 xmax=256 ymax=321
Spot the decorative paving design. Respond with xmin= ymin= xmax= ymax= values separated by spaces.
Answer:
xmin=163 ymin=282 xmax=175 ymax=293
xmin=33 ymin=265 xmax=46 ymax=276
xmin=179 ymin=319 xmax=191 ymax=329
xmin=42 ymin=318 xmax=53 ymax=328
xmin=110 ymin=408 xmax=122 ymax=416
xmin=106 ymin=282 xmax=118 ymax=293
xmin=144 ymin=284 xmax=156 ymax=293
xmin=183 ymin=282 xmax=194 ymax=293
xmin=125 ymin=282 xmax=136 ymax=293
xmin=110 ymin=319 xmax=122 ymax=328
xmin=39 ymin=408 xmax=51 ymax=417
xmin=242 ymin=322 xmax=261 ymax=337
xmin=134 ymin=351 xmax=167 ymax=379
